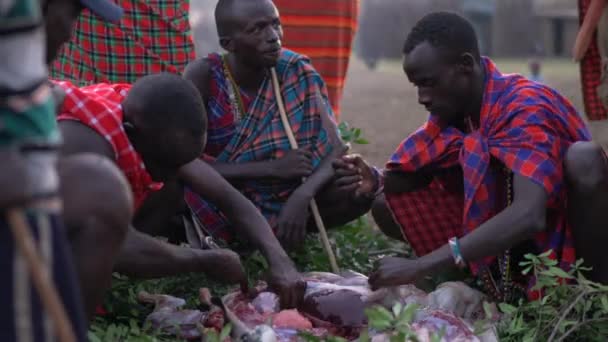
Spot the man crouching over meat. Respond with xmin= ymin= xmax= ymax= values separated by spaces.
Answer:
xmin=44 ymin=0 xmax=305 ymax=321
xmin=336 ymin=12 xmax=608 ymax=302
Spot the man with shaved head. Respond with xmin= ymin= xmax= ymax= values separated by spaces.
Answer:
xmin=184 ymin=0 xmax=372 ymax=257
xmin=335 ymin=12 xmax=608 ymax=301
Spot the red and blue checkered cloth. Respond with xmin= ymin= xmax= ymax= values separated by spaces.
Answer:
xmin=55 ymin=81 xmax=162 ymax=211
xmin=385 ymin=57 xmax=591 ymax=277
xmin=185 ymin=49 xmax=336 ymax=241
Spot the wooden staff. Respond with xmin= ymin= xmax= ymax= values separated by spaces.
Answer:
xmin=7 ymin=208 xmax=76 ymax=342
xmin=270 ymin=68 xmax=340 ymax=273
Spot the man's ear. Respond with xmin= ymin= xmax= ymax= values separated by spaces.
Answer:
xmin=457 ymin=53 xmax=476 ymax=74
xmin=219 ymin=36 xmax=234 ymax=52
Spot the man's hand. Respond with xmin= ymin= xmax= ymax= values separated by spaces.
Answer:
xmin=202 ymin=249 xmax=248 ymax=291
xmin=267 ymin=263 xmax=306 ymax=309
xmin=276 ymin=191 xmax=310 ymax=250
xmin=368 ymin=257 xmax=425 ymax=290
xmin=271 ymin=148 xmax=314 ymax=180
xmin=333 ymin=154 xmax=377 ymax=198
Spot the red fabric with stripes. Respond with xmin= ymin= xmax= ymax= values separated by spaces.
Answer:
xmin=578 ymin=0 xmax=608 ymax=120
xmin=276 ymin=0 xmax=359 ymax=118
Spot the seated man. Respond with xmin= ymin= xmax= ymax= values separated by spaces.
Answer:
xmin=183 ymin=0 xmax=371 ymax=250
xmin=336 ymin=12 xmax=608 ymax=301
xmin=44 ymin=0 xmax=304 ymax=318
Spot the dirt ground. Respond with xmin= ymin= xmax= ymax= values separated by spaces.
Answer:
xmin=340 ymin=58 xmax=585 ymax=167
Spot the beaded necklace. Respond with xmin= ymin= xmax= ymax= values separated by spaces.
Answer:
xmin=465 ymin=115 xmax=514 ymax=302
xmin=222 ymin=54 xmax=246 ymax=124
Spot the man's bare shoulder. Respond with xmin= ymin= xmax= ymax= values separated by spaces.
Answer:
xmin=58 ymin=120 xmax=115 ymax=160
xmin=183 ymin=58 xmax=212 ymax=101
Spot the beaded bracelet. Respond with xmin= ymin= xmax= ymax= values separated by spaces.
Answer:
xmin=448 ymin=237 xmax=467 ymax=269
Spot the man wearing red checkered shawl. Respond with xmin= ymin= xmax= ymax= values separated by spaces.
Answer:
xmin=184 ymin=0 xmax=372 ymax=250
xmin=54 ymin=72 xmax=309 ymax=310
xmin=334 ymin=12 xmax=608 ymax=301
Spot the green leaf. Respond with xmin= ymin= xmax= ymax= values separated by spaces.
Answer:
xmin=499 ymin=303 xmax=517 ymax=315
xmin=601 ymin=295 xmax=608 ymax=312
xmin=219 ymin=323 xmax=232 ymax=340
xmin=365 ymin=306 xmax=394 ymax=330
xmin=392 ymin=302 xmax=403 ymax=317
xmin=355 ymin=138 xmax=370 ymax=145
xmin=397 ymin=303 xmax=419 ymax=324
xmin=539 ymin=249 xmax=554 ymax=258
xmin=357 ymin=329 xmax=370 ymax=342
xmin=547 ymin=267 xmax=574 ymax=279
xmin=483 ymin=301 xmax=495 ymax=319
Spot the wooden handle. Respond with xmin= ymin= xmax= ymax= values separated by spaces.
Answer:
xmin=7 ymin=209 xmax=76 ymax=342
xmin=573 ymin=0 xmax=607 ymax=61
xmin=270 ymin=68 xmax=340 ymax=273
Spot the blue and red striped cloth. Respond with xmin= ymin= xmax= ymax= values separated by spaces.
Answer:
xmin=386 ymin=57 xmax=590 ymax=290
xmin=185 ymin=49 xmax=336 ymax=241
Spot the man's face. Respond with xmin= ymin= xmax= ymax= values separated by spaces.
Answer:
xmin=124 ymin=114 xmax=207 ymax=182
xmin=227 ymin=0 xmax=283 ymax=68
xmin=404 ymin=41 xmax=471 ymax=125
xmin=43 ymin=0 xmax=83 ymax=64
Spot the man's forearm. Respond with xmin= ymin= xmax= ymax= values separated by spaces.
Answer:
xmin=179 ymin=159 xmax=294 ymax=270
xmin=421 ymin=201 xmax=544 ymax=275
xmin=224 ymin=189 xmax=293 ymax=267
xmin=113 ymin=227 xmax=216 ymax=278
xmin=293 ymin=152 xmax=336 ymax=200
xmin=212 ymin=161 xmax=276 ymax=180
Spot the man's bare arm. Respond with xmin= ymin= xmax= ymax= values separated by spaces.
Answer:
xmin=58 ymin=120 xmax=115 ymax=160
xmin=370 ymin=173 xmax=548 ymax=288
xmin=422 ymin=173 xmax=547 ymax=275
xmin=179 ymin=159 xmax=305 ymax=307
xmin=179 ymin=159 xmax=294 ymax=269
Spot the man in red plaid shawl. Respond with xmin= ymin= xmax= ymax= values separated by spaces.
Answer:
xmin=335 ymin=12 xmax=608 ymax=301
xmin=42 ymin=0 xmax=305 ymax=317
xmin=183 ymin=0 xmax=372 ymax=256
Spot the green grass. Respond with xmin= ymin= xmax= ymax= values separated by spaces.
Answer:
xmin=88 ymin=215 xmax=409 ymax=341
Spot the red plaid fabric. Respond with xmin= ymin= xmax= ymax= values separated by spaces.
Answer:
xmin=49 ymin=0 xmax=195 ymax=85
xmin=385 ymin=57 xmax=590 ymax=279
xmin=276 ymin=0 xmax=359 ymax=119
xmin=578 ymin=0 xmax=608 ymax=120
xmin=54 ymin=81 xmax=162 ymax=210
xmin=386 ymin=177 xmax=464 ymax=256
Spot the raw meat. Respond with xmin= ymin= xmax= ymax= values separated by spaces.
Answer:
xmin=138 ymin=288 xmax=224 ymax=340
xmin=223 ymin=272 xmax=496 ymax=341
xmin=136 ymin=272 xmax=496 ymax=341
xmin=272 ymin=309 xmax=313 ymax=330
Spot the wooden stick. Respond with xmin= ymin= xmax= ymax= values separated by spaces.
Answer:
xmin=573 ymin=0 xmax=607 ymax=62
xmin=270 ymin=68 xmax=340 ymax=273
xmin=7 ymin=209 xmax=76 ymax=342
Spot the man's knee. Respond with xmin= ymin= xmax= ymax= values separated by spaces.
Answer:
xmin=565 ymin=141 xmax=607 ymax=191
xmin=371 ymin=195 xmax=403 ymax=241
xmin=59 ymin=154 xmax=133 ymax=237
